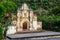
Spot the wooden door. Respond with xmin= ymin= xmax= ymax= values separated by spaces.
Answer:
xmin=23 ymin=22 xmax=27 ymax=29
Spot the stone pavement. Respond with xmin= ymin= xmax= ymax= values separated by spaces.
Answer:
xmin=6 ymin=31 xmax=60 ymax=40
xmin=31 ymin=38 xmax=60 ymax=40
xmin=6 ymin=37 xmax=60 ymax=40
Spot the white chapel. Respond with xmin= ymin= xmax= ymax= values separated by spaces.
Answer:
xmin=7 ymin=3 xmax=42 ymax=34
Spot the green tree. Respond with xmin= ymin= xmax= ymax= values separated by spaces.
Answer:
xmin=0 ymin=0 xmax=17 ymax=40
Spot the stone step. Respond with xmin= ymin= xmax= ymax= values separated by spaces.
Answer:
xmin=16 ymin=30 xmax=43 ymax=34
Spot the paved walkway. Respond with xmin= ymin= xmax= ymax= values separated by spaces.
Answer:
xmin=30 ymin=38 xmax=60 ymax=40
xmin=7 ymin=31 xmax=60 ymax=39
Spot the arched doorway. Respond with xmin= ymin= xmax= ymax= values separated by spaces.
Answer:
xmin=23 ymin=22 xmax=27 ymax=29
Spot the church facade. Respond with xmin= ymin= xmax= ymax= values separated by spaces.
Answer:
xmin=16 ymin=3 xmax=42 ymax=32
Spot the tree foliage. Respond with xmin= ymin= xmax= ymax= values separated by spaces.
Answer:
xmin=0 ymin=0 xmax=17 ymax=40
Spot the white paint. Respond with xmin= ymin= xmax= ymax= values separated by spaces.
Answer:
xmin=33 ymin=21 xmax=37 ymax=30
xmin=7 ymin=26 xmax=16 ymax=34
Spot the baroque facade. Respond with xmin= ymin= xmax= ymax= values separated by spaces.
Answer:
xmin=7 ymin=3 xmax=42 ymax=34
xmin=16 ymin=3 xmax=42 ymax=32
